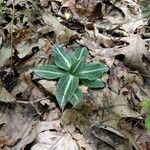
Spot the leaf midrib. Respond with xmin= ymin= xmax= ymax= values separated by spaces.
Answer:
xmin=61 ymin=75 xmax=73 ymax=105
xmin=34 ymin=69 xmax=64 ymax=75
xmin=54 ymin=45 xmax=71 ymax=68
xmin=72 ymin=58 xmax=83 ymax=74
xmin=81 ymin=68 xmax=104 ymax=74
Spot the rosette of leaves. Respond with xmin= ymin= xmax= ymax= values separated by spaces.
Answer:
xmin=33 ymin=44 xmax=109 ymax=109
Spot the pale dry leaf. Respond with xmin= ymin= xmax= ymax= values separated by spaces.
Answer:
xmin=31 ymin=131 xmax=62 ymax=150
xmin=62 ymin=0 xmax=104 ymax=22
xmin=17 ymin=38 xmax=48 ymax=59
xmin=0 ymin=86 xmax=16 ymax=103
xmin=14 ymin=119 xmax=61 ymax=150
xmin=117 ymin=0 xmax=145 ymax=32
xmin=113 ymin=34 xmax=150 ymax=77
xmin=61 ymin=107 xmax=91 ymax=133
xmin=38 ymin=80 xmax=57 ymax=95
xmin=105 ymin=0 xmax=145 ymax=33
xmin=37 ymin=120 xmax=61 ymax=132
xmin=11 ymin=120 xmax=38 ymax=150
xmin=92 ymin=88 xmax=141 ymax=119
xmin=0 ymin=46 xmax=12 ymax=68
xmin=40 ymin=0 xmax=48 ymax=7
xmin=136 ymin=85 xmax=150 ymax=101
xmin=0 ymin=104 xmax=37 ymax=148
xmin=94 ymin=27 xmax=115 ymax=48
xmin=32 ymin=133 xmax=79 ymax=150
xmin=11 ymin=71 xmax=49 ymax=103
xmin=112 ymin=92 xmax=141 ymax=118
xmin=73 ymin=133 xmax=94 ymax=150
xmin=79 ymin=85 xmax=88 ymax=94
xmin=84 ymin=27 xmax=115 ymax=48
xmin=42 ymin=12 xmax=79 ymax=44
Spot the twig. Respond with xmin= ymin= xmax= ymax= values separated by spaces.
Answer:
xmin=10 ymin=0 xmax=15 ymax=72
xmin=16 ymin=96 xmax=51 ymax=104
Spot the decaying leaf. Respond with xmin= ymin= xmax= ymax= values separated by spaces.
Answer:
xmin=17 ymin=38 xmax=50 ymax=59
xmin=112 ymin=34 xmax=150 ymax=78
xmin=0 ymin=46 xmax=12 ymax=68
xmin=42 ymin=12 xmax=79 ymax=44
xmin=0 ymin=104 xmax=37 ymax=148
xmin=32 ymin=133 xmax=79 ymax=150
xmin=0 ymin=86 xmax=16 ymax=103
xmin=0 ymin=0 xmax=149 ymax=149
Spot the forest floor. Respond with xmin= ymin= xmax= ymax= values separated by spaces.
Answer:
xmin=0 ymin=0 xmax=150 ymax=149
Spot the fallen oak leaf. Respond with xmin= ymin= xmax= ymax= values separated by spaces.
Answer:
xmin=112 ymin=34 xmax=150 ymax=79
xmin=42 ymin=12 xmax=80 ymax=44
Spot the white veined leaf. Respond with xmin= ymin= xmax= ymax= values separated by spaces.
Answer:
xmin=67 ymin=52 xmax=77 ymax=67
xmin=70 ymin=57 xmax=85 ymax=75
xmin=78 ymin=63 xmax=109 ymax=80
xmin=73 ymin=47 xmax=88 ymax=62
xmin=53 ymin=44 xmax=72 ymax=71
xmin=33 ymin=65 xmax=66 ymax=79
xmin=82 ymin=79 xmax=105 ymax=88
xmin=70 ymin=47 xmax=88 ymax=75
xmin=69 ymin=88 xmax=84 ymax=106
xmin=56 ymin=74 xmax=79 ymax=109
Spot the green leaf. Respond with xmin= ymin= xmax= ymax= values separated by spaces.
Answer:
xmin=53 ymin=44 xmax=72 ymax=71
xmin=56 ymin=74 xmax=79 ymax=109
xmin=82 ymin=79 xmax=105 ymax=88
xmin=67 ymin=52 xmax=77 ymax=67
xmin=69 ymin=88 xmax=84 ymax=106
xmin=144 ymin=100 xmax=150 ymax=108
xmin=74 ymin=47 xmax=88 ymax=62
xmin=70 ymin=57 xmax=85 ymax=75
xmin=78 ymin=63 xmax=109 ymax=80
xmin=33 ymin=65 xmax=66 ymax=79
xmin=145 ymin=116 xmax=150 ymax=132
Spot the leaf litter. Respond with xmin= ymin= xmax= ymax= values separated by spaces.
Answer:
xmin=0 ymin=0 xmax=150 ymax=149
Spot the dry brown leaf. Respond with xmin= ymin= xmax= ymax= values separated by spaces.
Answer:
xmin=73 ymin=133 xmax=94 ymax=150
xmin=137 ymin=85 xmax=150 ymax=101
xmin=38 ymin=80 xmax=56 ymax=95
xmin=0 ymin=104 xmax=37 ymax=148
xmin=0 ymin=86 xmax=16 ymax=103
xmin=61 ymin=87 xmax=141 ymax=136
xmin=42 ymin=12 xmax=79 ymax=44
xmin=0 ymin=46 xmax=12 ymax=68
xmin=112 ymin=34 xmax=150 ymax=78
xmin=94 ymin=27 xmax=115 ymax=48
xmin=32 ymin=133 xmax=79 ymax=150
xmin=101 ymin=0 xmax=145 ymax=33
xmin=62 ymin=0 xmax=103 ymax=21
xmin=83 ymin=27 xmax=115 ymax=48
xmin=116 ymin=0 xmax=145 ymax=33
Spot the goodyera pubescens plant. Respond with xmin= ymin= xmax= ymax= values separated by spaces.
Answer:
xmin=33 ymin=44 xmax=109 ymax=109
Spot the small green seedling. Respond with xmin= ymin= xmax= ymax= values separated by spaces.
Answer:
xmin=144 ymin=100 xmax=150 ymax=132
xmin=33 ymin=44 xmax=109 ymax=109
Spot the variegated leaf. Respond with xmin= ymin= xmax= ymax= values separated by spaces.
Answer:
xmin=70 ymin=57 xmax=85 ymax=75
xmin=53 ymin=44 xmax=72 ymax=71
xmin=33 ymin=65 xmax=66 ymax=79
xmin=82 ymin=79 xmax=105 ymax=88
xmin=69 ymin=88 xmax=84 ymax=106
xmin=73 ymin=47 xmax=88 ymax=62
xmin=56 ymin=74 xmax=79 ymax=109
xmin=78 ymin=63 xmax=109 ymax=80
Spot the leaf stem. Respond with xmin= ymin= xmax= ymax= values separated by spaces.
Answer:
xmin=10 ymin=0 xmax=15 ymax=72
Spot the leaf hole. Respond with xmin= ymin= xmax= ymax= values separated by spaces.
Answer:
xmin=115 ymin=54 xmax=125 ymax=61
xmin=16 ymin=92 xmax=24 ymax=99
